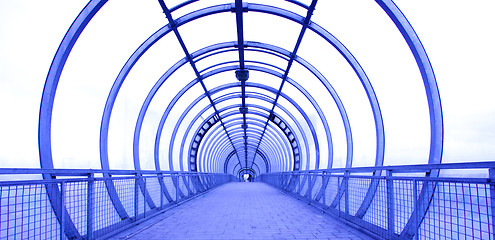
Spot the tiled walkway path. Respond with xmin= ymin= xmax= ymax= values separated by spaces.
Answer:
xmin=108 ymin=182 xmax=372 ymax=240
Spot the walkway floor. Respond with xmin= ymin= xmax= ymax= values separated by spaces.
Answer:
xmin=108 ymin=182 xmax=372 ymax=240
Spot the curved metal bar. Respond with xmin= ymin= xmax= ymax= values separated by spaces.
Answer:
xmin=187 ymin=115 xmax=220 ymax=171
xmin=38 ymin=4 xmax=374 ymax=235
xmin=169 ymin=0 xmax=309 ymax=13
xmin=249 ymin=0 xmax=318 ymax=172
xmin=38 ymin=1 xmax=111 ymax=237
xmin=202 ymin=107 xmax=297 ymax=173
xmin=204 ymin=114 xmax=288 ymax=173
xmin=225 ymin=149 xmax=270 ymax=174
xmin=194 ymin=75 xmax=317 ymax=171
xmin=238 ymin=3 xmax=384 ymax=215
xmin=187 ymin=98 xmax=292 ymax=173
xmin=221 ymin=118 xmax=289 ymax=171
xmin=134 ymin=39 xmax=344 ymax=172
xmin=190 ymin=103 xmax=297 ymax=173
xmin=305 ymin=21 xmax=385 ymax=165
xmin=189 ymin=89 xmax=298 ymax=171
xmin=169 ymin=0 xmax=199 ymax=12
xmin=198 ymin=65 xmax=322 ymax=170
xmin=126 ymin=4 xmax=359 ymax=173
xmin=152 ymin=59 xmax=317 ymax=174
xmin=194 ymin=105 xmax=284 ymax=172
xmin=374 ymin=1 xmax=443 ymax=238
xmin=155 ymin=79 xmax=198 ymax=171
xmin=247 ymin=64 xmax=331 ymax=169
xmin=196 ymin=102 xmax=299 ymax=173
xmin=202 ymin=45 xmax=351 ymax=169
xmin=39 ymin=3 xmax=441 ymax=239
xmin=101 ymin=3 xmax=233 ymax=176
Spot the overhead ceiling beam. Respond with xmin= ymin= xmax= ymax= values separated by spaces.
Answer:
xmin=234 ymin=0 xmax=249 ymax=169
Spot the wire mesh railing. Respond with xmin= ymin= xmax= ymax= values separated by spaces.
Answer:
xmin=259 ymin=162 xmax=495 ymax=240
xmin=0 ymin=169 xmax=236 ymax=239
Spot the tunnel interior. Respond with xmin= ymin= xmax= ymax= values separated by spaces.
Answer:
xmin=39 ymin=0 xmax=442 ymax=178
xmin=6 ymin=1 xmax=495 ymax=239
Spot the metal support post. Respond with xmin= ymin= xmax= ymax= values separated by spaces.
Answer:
xmin=305 ymin=172 xmax=313 ymax=199
xmin=143 ymin=177 xmax=146 ymax=219
xmin=160 ymin=174 xmax=164 ymax=210
xmin=386 ymin=170 xmax=395 ymax=238
xmin=134 ymin=174 xmax=139 ymax=221
xmin=338 ymin=175 xmax=341 ymax=218
xmin=175 ymin=174 xmax=179 ymax=204
xmin=344 ymin=171 xmax=349 ymax=217
xmin=87 ymin=173 xmax=94 ymax=240
xmin=413 ymin=179 xmax=419 ymax=240
xmin=60 ymin=182 xmax=65 ymax=240
xmin=186 ymin=174 xmax=190 ymax=196
xmin=489 ymin=168 xmax=495 ymax=239
xmin=322 ymin=172 xmax=327 ymax=205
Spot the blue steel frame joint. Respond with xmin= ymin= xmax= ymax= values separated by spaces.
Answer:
xmin=235 ymin=69 xmax=249 ymax=81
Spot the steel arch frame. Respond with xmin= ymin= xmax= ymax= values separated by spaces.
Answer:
xmin=147 ymin=57 xmax=327 ymax=173
xmin=38 ymin=1 xmax=442 ymax=239
xmin=187 ymin=109 xmax=288 ymax=173
xmin=204 ymin=109 xmax=293 ymax=173
xmin=163 ymin=83 xmax=302 ymax=172
xmin=166 ymin=66 xmax=324 ymax=169
xmin=195 ymin=112 xmax=288 ymax=173
xmin=215 ymin=116 xmax=292 ymax=173
xmin=181 ymin=68 xmax=332 ymax=173
xmin=225 ymin=148 xmax=270 ymax=174
xmin=184 ymin=95 xmax=309 ymax=174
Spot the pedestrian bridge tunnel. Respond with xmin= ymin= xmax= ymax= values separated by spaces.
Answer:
xmin=40 ymin=0 xmax=443 ymax=177
xmin=15 ymin=0 xmax=493 ymax=239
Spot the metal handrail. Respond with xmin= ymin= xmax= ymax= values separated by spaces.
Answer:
xmin=266 ymin=161 xmax=495 ymax=174
xmin=260 ymin=161 xmax=495 ymax=239
xmin=0 ymin=169 xmax=237 ymax=239
xmin=0 ymin=168 xmax=233 ymax=176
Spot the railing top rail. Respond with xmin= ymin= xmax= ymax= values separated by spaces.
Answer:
xmin=0 ymin=168 xmax=233 ymax=176
xmin=265 ymin=161 xmax=495 ymax=174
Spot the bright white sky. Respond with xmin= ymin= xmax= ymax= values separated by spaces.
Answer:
xmin=0 ymin=0 xmax=494 ymax=170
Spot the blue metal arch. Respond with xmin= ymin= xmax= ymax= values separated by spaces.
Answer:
xmin=219 ymin=117 xmax=291 ymax=172
xmin=97 ymin=3 xmax=382 ymax=175
xmin=169 ymin=86 xmax=300 ymax=172
xmin=225 ymin=148 xmax=270 ymax=174
xmin=182 ymin=104 xmax=288 ymax=172
xmin=151 ymin=60 xmax=321 ymax=172
xmin=202 ymin=66 xmax=323 ymax=169
xmin=38 ymin=1 xmax=442 ymax=239
xmin=185 ymin=99 xmax=306 ymax=173
xmin=195 ymin=43 xmax=353 ymax=167
xmin=198 ymin=102 xmax=301 ymax=173
xmin=179 ymin=77 xmax=318 ymax=170
xmin=183 ymin=78 xmax=317 ymax=172
xmin=193 ymin=111 xmax=291 ymax=173
xmin=201 ymin=109 xmax=292 ymax=173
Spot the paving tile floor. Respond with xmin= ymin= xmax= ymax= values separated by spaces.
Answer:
xmin=108 ymin=182 xmax=372 ymax=240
